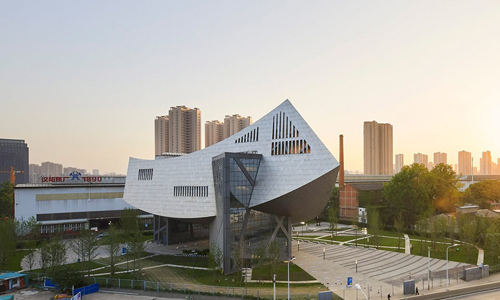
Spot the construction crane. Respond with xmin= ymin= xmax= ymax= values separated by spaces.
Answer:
xmin=0 ymin=166 xmax=25 ymax=218
xmin=0 ymin=166 xmax=25 ymax=185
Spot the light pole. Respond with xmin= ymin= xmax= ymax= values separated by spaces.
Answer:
xmin=446 ymin=244 xmax=459 ymax=290
xmin=356 ymin=259 xmax=358 ymax=273
xmin=297 ymin=240 xmax=300 ymax=251
xmin=427 ymin=247 xmax=431 ymax=290
xmin=354 ymin=284 xmax=368 ymax=300
xmin=323 ymin=247 xmax=325 ymax=260
xmin=287 ymin=256 xmax=296 ymax=300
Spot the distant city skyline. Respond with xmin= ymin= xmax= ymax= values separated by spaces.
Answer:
xmin=205 ymin=114 xmax=252 ymax=147
xmin=1 ymin=1 xmax=500 ymax=174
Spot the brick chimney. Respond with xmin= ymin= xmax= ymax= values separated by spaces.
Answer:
xmin=339 ymin=134 xmax=344 ymax=187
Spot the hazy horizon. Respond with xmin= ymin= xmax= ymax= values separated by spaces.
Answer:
xmin=1 ymin=1 xmax=499 ymax=174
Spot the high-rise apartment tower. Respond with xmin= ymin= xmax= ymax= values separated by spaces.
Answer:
xmin=434 ymin=152 xmax=447 ymax=165
xmin=223 ymin=115 xmax=252 ymax=139
xmin=414 ymin=153 xmax=429 ymax=167
xmin=168 ymin=106 xmax=201 ymax=154
xmin=41 ymin=161 xmax=63 ymax=177
xmin=205 ymin=114 xmax=253 ymax=147
xmin=480 ymin=151 xmax=492 ymax=175
xmin=458 ymin=150 xmax=472 ymax=175
xmin=154 ymin=106 xmax=201 ymax=155
xmin=395 ymin=154 xmax=404 ymax=173
xmin=205 ymin=120 xmax=224 ymax=148
xmin=363 ymin=121 xmax=393 ymax=175
xmin=155 ymin=116 xmax=169 ymax=156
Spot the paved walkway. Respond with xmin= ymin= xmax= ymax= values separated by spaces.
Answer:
xmin=292 ymin=240 xmax=474 ymax=299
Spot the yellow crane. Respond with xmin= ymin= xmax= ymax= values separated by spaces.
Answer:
xmin=0 ymin=166 xmax=25 ymax=217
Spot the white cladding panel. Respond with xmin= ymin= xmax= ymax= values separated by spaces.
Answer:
xmin=124 ymin=100 xmax=339 ymax=219
xmin=15 ymin=186 xmax=134 ymax=221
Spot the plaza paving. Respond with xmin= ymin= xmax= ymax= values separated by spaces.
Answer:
xmin=293 ymin=238 xmax=481 ymax=299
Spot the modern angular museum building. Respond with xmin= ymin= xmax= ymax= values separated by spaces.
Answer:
xmin=124 ymin=100 xmax=339 ymax=273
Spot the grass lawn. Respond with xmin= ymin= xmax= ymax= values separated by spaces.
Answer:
xmin=411 ymin=240 xmax=477 ymax=264
xmin=357 ymin=236 xmax=402 ymax=248
xmin=1 ymin=250 xmax=33 ymax=271
xmin=148 ymin=254 xmax=209 ymax=268
xmin=30 ymin=260 xmax=104 ymax=273
xmin=319 ymin=235 xmax=363 ymax=242
xmin=295 ymin=235 xmax=323 ymax=239
xmin=252 ymin=262 xmax=315 ymax=281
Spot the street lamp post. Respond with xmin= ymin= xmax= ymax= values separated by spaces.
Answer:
xmin=323 ymin=248 xmax=325 ymax=260
xmin=356 ymin=259 xmax=358 ymax=273
xmin=446 ymin=244 xmax=459 ymax=290
xmin=287 ymin=256 xmax=296 ymax=300
xmin=297 ymin=240 xmax=300 ymax=252
xmin=354 ymin=284 xmax=368 ymax=300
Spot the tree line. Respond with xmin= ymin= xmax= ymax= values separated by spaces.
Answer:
xmin=0 ymin=208 xmax=146 ymax=291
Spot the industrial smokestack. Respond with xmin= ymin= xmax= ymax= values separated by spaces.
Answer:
xmin=339 ymin=134 xmax=344 ymax=187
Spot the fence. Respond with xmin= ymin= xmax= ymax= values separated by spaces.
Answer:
xmin=9 ymin=271 xmax=319 ymax=300
xmin=0 ymin=268 xmax=476 ymax=300
xmin=73 ymin=283 xmax=99 ymax=296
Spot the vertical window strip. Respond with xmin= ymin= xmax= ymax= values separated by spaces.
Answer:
xmin=138 ymin=169 xmax=153 ymax=180
xmin=272 ymin=116 xmax=275 ymax=139
xmin=173 ymin=186 xmax=209 ymax=197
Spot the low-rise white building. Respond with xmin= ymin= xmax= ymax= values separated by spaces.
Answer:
xmin=15 ymin=176 xmax=149 ymax=235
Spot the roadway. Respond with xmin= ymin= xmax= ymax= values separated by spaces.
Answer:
xmin=441 ymin=288 xmax=500 ymax=300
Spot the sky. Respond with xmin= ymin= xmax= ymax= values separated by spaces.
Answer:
xmin=1 ymin=1 xmax=500 ymax=175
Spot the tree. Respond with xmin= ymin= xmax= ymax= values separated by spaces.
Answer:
xmin=267 ymin=241 xmax=281 ymax=277
xmin=231 ymin=242 xmax=245 ymax=284
xmin=393 ymin=212 xmax=405 ymax=252
xmin=83 ymin=231 xmax=99 ymax=276
xmin=415 ymin=215 xmax=430 ymax=255
xmin=39 ymin=241 xmax=49 ymax=273
xmin=327 ymin=207 xmax=339 ymax=241
xmin=71 ymin=230 xmax=99 ymax=276
xmin=208 ymin=242 xmax=224 ymax=281
xmin=71 ymin=232 xmax=87 ymax=275
xmin=429 ymin=164 xmax=461 ymax=213
xmin=463 ymin=180 xmax=500 ymax=209
xmin=485 ymin=219 xmax=500 ymax=265
xmin=39 ymin=238 xmax=67 ymax=274
xmin=0 ymin=181 xmax=13 ymax=218
xmin=326 ymin=186 xmax=340 ymax=211
xmin=47 ymin=238 xmax=67 ymax=270
xmin=383 ymin=164 xmax=434 ymax=227
xmin=429 ymin=216 xmax=447 ymax=250
xmin=104 ymin=224 xmax=122 ymax=276
xmin=0 ymin=218 xmax=16 ymax=270
xmin=368 ymin=207 xmax=383 ymax=249
xmin=127 ymin=229 xmax=145 ymax=279
xmin=16 ymin=217 xmax=40 ymax=240
xmin=120 ymin=208 xmax=140 ymax=234
xmin=448 ymin=216 xmax=457 ymax=246
xmin=457 ymin=214 xmax=478 ymax=262
xmin=25 ymin=251 xmax=36 ymax=271
xmin=48 ymin=265 xmax=82 ymax=293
